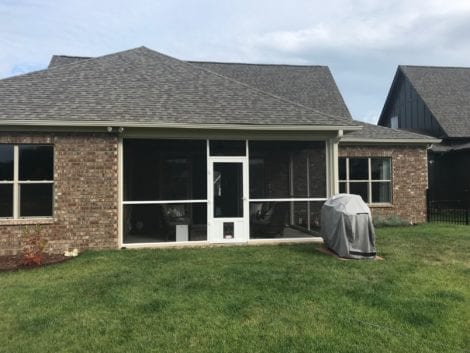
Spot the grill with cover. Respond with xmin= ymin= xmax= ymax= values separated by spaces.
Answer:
xmin=320 ymin=194 xmax=377 ymax=259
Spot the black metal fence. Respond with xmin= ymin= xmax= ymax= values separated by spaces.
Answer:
xmin=427 ymin=198 xmax=470 ymax=225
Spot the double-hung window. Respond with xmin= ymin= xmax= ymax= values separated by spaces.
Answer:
xmin=339 ymin=157 xmax=392 ymax=204
xmin=0 ymin=144 xmax=54 ymax=218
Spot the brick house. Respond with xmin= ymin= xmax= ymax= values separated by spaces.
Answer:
xmin=378 ymin=65 xmax=470 ymax=206
xmin=0 ymin=47 xmax=438 ymax=254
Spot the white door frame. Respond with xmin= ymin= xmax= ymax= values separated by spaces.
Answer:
xmin=207 ymin=155 xmax=249 ymax=243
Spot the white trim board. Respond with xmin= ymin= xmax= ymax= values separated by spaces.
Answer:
xmin=340 ymin=137 xmax=441 ymax=144
xmin=0 ymin=119 xmax=361 ymax=132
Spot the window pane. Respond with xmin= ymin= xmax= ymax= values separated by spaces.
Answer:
xmin=349 ymin=182 xmax=368 ymax=202
xmin=0 ymin=184 xmax=13 ymax=217
xmin=214 ymin=162 xmax=243 ymax=218
xmin=124 ymin=140 xmax=207 ymax=201
xmin=372 ymin=182 xmax=391 ymax=203
xmin=19 ymin=145 xmax=53 ymax=181
xmin=123 ymin=203 xmax=207 ymax=243
xmin=20 ymin=184 xmax=53 ymax=217
xmin=339 ymin=158 xmax=346 ymax=180
xmin=339 ymin=182 xmax=347 ymax=193
xmin=209 ymin=140 xmax=245 ymax=156
xmin=349 ymin=158 xmax=368 ymax=180
xmin=371 ymin=158 xmax=391 ymax=180
xmin=0 ymin=145 xmax=14 ymax=181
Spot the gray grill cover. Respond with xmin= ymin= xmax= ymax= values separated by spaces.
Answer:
xmin=321 ymin=194 xmax=377 ymax=259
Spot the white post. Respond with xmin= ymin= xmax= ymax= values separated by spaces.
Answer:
xmin=117 ymin=137 xmax=123 ymax=248
xmin=332 ymin=138 xmax=339 ymax=195
xmin=327 ymin=131 xmax=341 ymax=197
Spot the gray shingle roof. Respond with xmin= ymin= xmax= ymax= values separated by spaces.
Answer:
xmin=400 ymin=65 xmax=470 ymax=138
xmin=2 ymin=47 xmax=439 ymax=142
xmin=190 ymin=61 xmax=352 ymax=119
xmin=0 ymin=47 xmax=357 ymax=128
xmin=49 ymin=56 xmax=352 ymax=119
xmin=187 ymin=62 xmax=436 ymax=142
xmin=343 ymin=122 xmax=439 ymax=142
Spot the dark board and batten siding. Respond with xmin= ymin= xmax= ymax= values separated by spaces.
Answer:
xmin=381 ymin=71 xmax=444 ymax=138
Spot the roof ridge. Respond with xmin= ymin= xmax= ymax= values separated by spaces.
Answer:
xmin=189 ymin=60 xmax=327 ymax=68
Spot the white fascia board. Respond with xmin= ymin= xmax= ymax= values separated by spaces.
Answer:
xmin=0 ymin=119 xmax=361 ymax=132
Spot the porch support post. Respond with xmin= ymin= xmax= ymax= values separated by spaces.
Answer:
xmin=332 ymin=138 xmax=339 ymax=195
xmin=327 ymin=130 xmax=341 ymax=197
xmin=117 ymin=136 xmax=123 ymax=248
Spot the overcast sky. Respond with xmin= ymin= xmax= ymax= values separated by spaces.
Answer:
xmin=1 ymin=0 xmax=470 ymax=123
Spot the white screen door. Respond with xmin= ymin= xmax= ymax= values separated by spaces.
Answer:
xmin=208 ymin=157 xmax=248 ymax=243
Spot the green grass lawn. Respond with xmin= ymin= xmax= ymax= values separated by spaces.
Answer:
xmin=1 ymin=224 xmax=469 ymax=353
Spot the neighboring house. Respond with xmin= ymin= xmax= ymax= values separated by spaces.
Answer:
xmin=0 ymin=47 xmax=438 ymax=254
xmin=378 ymin=65 xmax=470 ymax=205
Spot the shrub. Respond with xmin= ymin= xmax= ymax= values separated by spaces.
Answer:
xmin=21 ymin=226 xmax=48 ymax=266
xmin=373 ymin=215 xmax=409 ymax=227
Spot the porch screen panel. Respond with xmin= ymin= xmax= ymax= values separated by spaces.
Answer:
xmin=249 ymin=141 xmax=326 ymax=199
xmin=250 ymin=201 xmax=324 ymax=239
xmin=124 ymin=203 xmax=207 ymax=243
xmin=124 ymin=140 xmax=207 ymax=201
xmin=123 ymin=139 xmax=207 ymax=243
xmin=248 ymin=141 xmax=327 ymax=239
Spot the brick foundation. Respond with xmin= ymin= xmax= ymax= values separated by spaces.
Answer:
xmin=339 ymin=144 xmax=428 ymax=224
xmin=0 ymin=132 xmax=118 ymax=255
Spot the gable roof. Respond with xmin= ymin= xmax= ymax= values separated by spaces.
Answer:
xmin=0 ymin=47 xmax=357 ymax=129
xmin=379 ymin=65 xmax=470 ymax=138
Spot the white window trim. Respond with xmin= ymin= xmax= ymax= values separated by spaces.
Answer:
xmin=0 ymin=144 xmax=54 ymax=219
xmin=339 ymin=157 xmax=392 ymax=205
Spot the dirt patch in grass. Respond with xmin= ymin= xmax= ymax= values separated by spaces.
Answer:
xmin=0 ymin=254 xmax=72 ymax=272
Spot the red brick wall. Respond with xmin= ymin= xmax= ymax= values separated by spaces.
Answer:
xmin=339 ymin=144 xmax=428 ymax=224
xmin=0 ymin=135 xmax=429 ymax=255
xmin=0 ymin=132 xmax=118 ymax=255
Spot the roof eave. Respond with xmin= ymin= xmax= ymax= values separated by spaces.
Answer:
xmin=340 ymin=137 xmax=442 ymax=144
xmin=0 ymin=119 xmax=361 ymax=132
